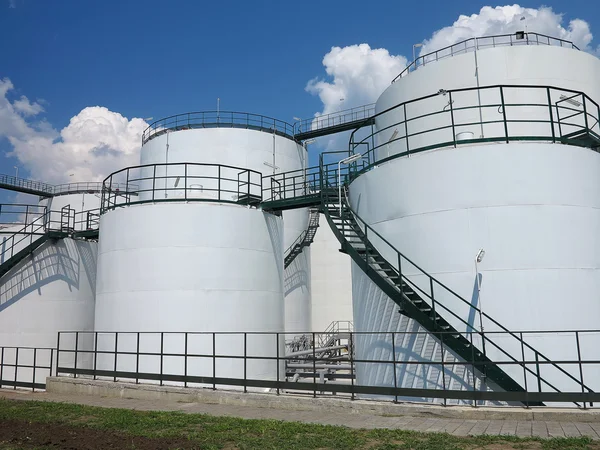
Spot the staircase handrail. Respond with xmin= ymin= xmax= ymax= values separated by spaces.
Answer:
xmin=319 ymin=159 xmax=594 ymax=397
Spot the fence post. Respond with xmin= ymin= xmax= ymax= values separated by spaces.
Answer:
xmin=56 ymin=332 xmax=61 ymax=375
xmin=113 ymin=333 xmax=118 ymax=383
xmin=0 ymin=347 xmax=3 ymax=389
xmin=13 ymin=348 xmax=19 ymax=390
xmin=244 ymin=333 xmax=247 ymax=393
xmin=184 ymin=332 xmax=188 ymax=388
xmin=350 ymin=331 xmax=355 ymax=401
xmin=93 ymin=332 xmax=98 ymax=381
xmin=535 ymin=352 xmax=542 ymax=394
xmin=276 ymin=333 xmax=280 ymax=395
xmin=439 ymin=332 xmax=447 ymax=406
xmin=160 ymin=332 xmax=164 ymax=387
xmin=520 ymin=332 xmax=529 ymax=408
xmin=392 ymin=332 xmax=398 ymax=403
xmin=32 ymin=348 xmax=37 ymax=392
xmin=136 ymin=332 xmax=140 ymax=385
xmin=575 ymin=331 xmax=586 ymax=409
xmin=312 ymin=332 xmax=317 ymax=398
xmin=212 ymin=333 xmax=216 ymax=391
xmin=74 ymin=331 xmax=79 ymax=378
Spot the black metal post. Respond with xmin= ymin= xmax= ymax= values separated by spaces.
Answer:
xmin=212 ymin=333 xmax=216 ymax=390
xmin=276 ymin=333 xmax=280 ymax=395
xmin=184 ymin=332 xmax=188 ymax=388
xmin=32 ymin=348 xmax=37 ymax=392
xmin=439 ymin=332 xmax=447 ymax=406
xmin=535 ymin=352 xmax=542 ymax=393
xmin=350 ymin=331 xmax=355 ymax=401
xmin=14 ymin=347 xmax=18 ymax=390
xmin=93 ymin=332 xmax=98 ymax=381
xmin=74 ymin=331 xmax=79 ymax=378
xmin=449 ymin=92 xmax=457 ymax=148
xmin=499 ymin=86 xmax=509 ymax=143
xmin=160 ymin=332 xmax=164 ymax=387
xmin=392 ymin=332 xmax=398 ymax=403
xmin=312 ymin=332 xmax=317 ymax=398
xmin=243 ymin=333 xmax=247 ymax=393
xmin=575 ymin=331 xmax=585 ymax=409
xmin=136 ymin=332 xmax=140 ymax=385
xmin=56 ymin=332 xmax=61 ymax=375
xmin=546 ymin=87 xmax=556 ymax=143
xmin=113 ymin=333 xmax=118 ymax=383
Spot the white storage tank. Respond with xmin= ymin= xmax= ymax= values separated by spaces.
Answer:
xmin=347 ymin=34 xmax=600 ymax=401
xmin=93 ymin=113 xmax=306 ymax=383
xmin=138 ymin=115 xmax=311 ymax=337
xmin=0 ymin=190 xmax=99 ymax=384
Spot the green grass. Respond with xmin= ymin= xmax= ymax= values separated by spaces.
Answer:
xmin=0 ymin=398 xmax=597 ymax=449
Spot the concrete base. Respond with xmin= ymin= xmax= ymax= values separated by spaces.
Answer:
xmin=46 ymin=377 xmax=600 ymax=423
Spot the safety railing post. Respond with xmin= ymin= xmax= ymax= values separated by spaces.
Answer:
xmin=547 ymin=87 xmax=556 ymax=143
xmin=160 ymin=332 xmax=164 ymax=387
xmin=520 ymin=332 xmax=529 ymax=408
xmin=470 ymin=332 xmax=476 ymax=407
xmin=212 ymin=332 xmax=216 ymax=390
xmin=184 ymin=332 xmax=188 ymax=388
xmin=152 ymin=165 xmax=156 ymax=201
xmin=218 ymin=165 xmax=221 ymax=201
xmin=276 ymin=333 xmax=280 ymax=395
xmin=449 ymin=91 xmax=457 ymax=148
xmin=32 ymin=348 xmax=36 ymax=392
xmin=243 ymin=333 xmax=247 ymax=393
xmin=14 ymin=347 xmax=18 ymax=390
xmin=535 ymin=352 xmax=542 ymax=393
xmin=56 ymin=332 xmax=61 ymax=375
xmin=184 ymin=164 xmax=188 ymax=201
xmin=583 ymin=96 xmax=589 ymax=131
xmin=499 ymin=86 xmax=509 ymax=143
xmin=93 ymin=332 xmax=98 ymax=380
xmin=392 ymin=332 xmax=398 ymax=403
xmin=312 ymin=331 xmax=317 ymax=398
xmin=113 ymin=333 xmax=118 ymax=383
xmin=74 ymin=331 xmax=79 ymax=378
xmin=349 ymin=331 xmax=355 ymax=400
xmin=403 ymin=103 xmax=410 ymax=155
xmin=575 ymin=331 xmax=586 ymax=409
xmin=440 ymin=332 xmax=447 ymax=406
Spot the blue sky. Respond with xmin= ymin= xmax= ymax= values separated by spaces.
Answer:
xmin=1 ymin=0 xmax=599 ymax=198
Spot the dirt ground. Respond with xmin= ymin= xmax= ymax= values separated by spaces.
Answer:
xmin=0 ymin=419 xmax=202 ymax=450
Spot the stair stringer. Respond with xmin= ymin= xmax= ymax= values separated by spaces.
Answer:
xmin=351 ymin=260 xmax=504 ymax=405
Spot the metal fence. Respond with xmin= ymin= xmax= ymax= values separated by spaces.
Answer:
xmin=0 ymin=347 xmax=55 ymax=391
xmin=55 ymin=330 xmax=600 ymax=407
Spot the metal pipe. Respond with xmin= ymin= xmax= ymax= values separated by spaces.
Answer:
xmin=285 ymin=345 xmax=347 ymax=358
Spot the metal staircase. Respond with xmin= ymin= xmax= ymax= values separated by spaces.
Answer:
xmin=317 ymin=164 xmax=594 ymax=406
xmin=0 ymin=207 xmax=73 ymax=279
xmin=284 ymin=207 xmax=320 ymax=268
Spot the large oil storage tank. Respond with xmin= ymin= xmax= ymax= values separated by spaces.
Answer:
xmin=93 ymin=112 xmax=308 ymax=383
xmin=347 ymin=33 xmax=600 ymax=402
xmin=0 ymin=188 xmax=99 ymax=385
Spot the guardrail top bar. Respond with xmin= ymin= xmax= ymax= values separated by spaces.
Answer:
xmin=393 ymin=32 xmax=580 ymax=83
xmin=142 ymin=111 xmax=296 ymax=145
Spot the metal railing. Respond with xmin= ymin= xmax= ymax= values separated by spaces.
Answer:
xmin=0 ymin=346 xmax=55 ymax=391
xmin=101 ymin=163 xmax=263 ymax=213
xmin=142 ymin=111 xmax=295 ymax=145
xmin=293 ymin=104 xmax=376 ymax=135
xmin=0 ymin=204 xmax=46 ymax=228
xmin=0 ymin=206 xmax=75 ymax=266
xmin=55 ymin=330 xmax=600 ymax=406
xmin=393 ymin=32 xmax=579 ymax=82
xmin=0 ymin=174 xmax=54 ymax=197
xmin=349 ymin=84 xmax=600 ymax=172
xmin=262 ymin=166 xmax=321 ymax=203
xmin=51 ymin=182 xmax=128 ymax=196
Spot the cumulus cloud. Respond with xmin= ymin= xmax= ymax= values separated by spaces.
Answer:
xmin=0 ymin=78 xmax=147 ymax=183
xmin=419 ymin=5 xmax=598 ymax=57
xmin=305 ymin=44 xmax=407 ymax=150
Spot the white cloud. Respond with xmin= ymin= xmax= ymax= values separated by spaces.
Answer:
xmin=305 ymin=44 xmax=407 ymax=150
xmin=419 ymin=5 xmax=598 ymax=56
xmin=0 ymin=78 xmax=148 ymax=184
xmin=12 ymin=95 xmax=44 ymax=116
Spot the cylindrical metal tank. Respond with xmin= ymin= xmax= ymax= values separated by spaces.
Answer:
xmin=94 ymin=201 xmax=284 ymax=382
xmin=0 ymin=191 xmax=98 ymax=384
xmin=139 ymin=120 xmax=311 ymax=335
xmin=348 ymin=37 xmax=600 ymax=401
